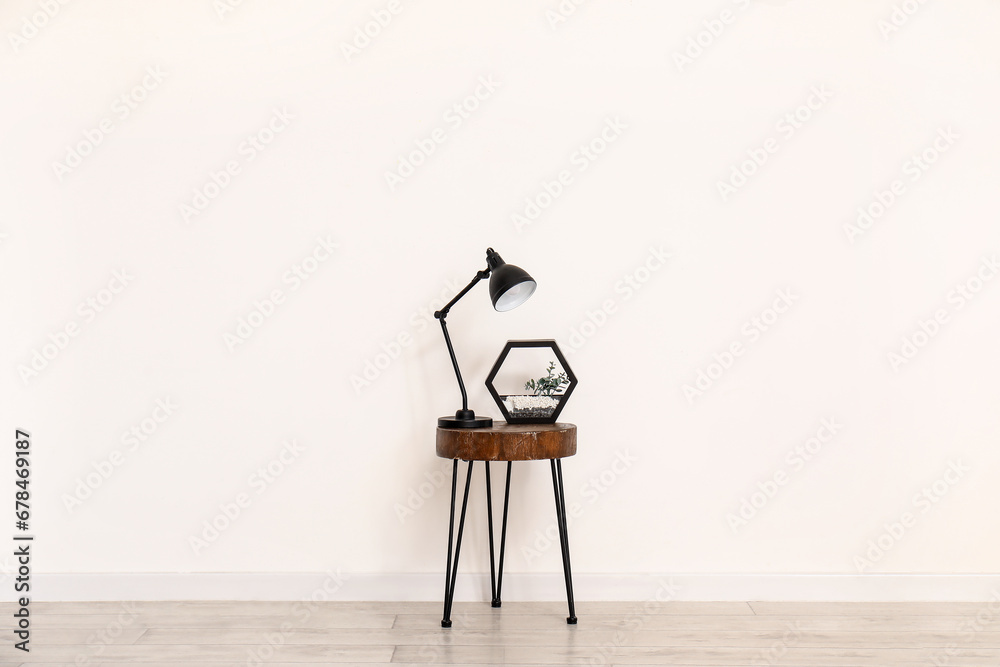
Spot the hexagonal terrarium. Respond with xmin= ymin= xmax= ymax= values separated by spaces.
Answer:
xmin=485 ymin=340 xmax=578 ymax=424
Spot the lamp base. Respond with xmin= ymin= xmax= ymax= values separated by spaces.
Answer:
xmin=438 ymin=409 xmax=493 ymax=429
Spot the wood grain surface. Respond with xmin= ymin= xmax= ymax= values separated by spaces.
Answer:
xmin=436 ymin=423 xmax=577 ymax=461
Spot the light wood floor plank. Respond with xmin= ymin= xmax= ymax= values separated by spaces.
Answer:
xmin=130 ymin=626 xmax=1000 ymax=649
xmin=10 ymin=644 xmax=394 ymax=662
xmin=14 ymin=627 xmax=144 ymax=645
xmin=6 ymin=600 xmax=752 ymax=616
xmin=393 ymin=611 xmax=984 ymax=632
xmin=15 ymin=664 xmax=559 ymax=667
xmin=748 ymin=601 xmax=995 ymax=616
xmin=9 ymin=664 xmax=558 ymax=667
xmin=134 ymin=627 xmax=605 ymax=646
xmin=393 ymin=644 xmax=1000 ymax=665
xmin=31 ymin=612 xmax=395 ymax=630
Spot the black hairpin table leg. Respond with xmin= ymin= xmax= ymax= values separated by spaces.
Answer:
xmin=496 ymin=461 xmax=512 ymax=606
xmin=485 ymin=461 xmax=512 ymax=608
xmin=442 ymin=460 xmax=474 ymax=628
xmin=551 ymin=458 xmax=577 ymax=624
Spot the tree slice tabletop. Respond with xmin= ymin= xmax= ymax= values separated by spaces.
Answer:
xmin=436 ymin=423 xmax=577 ymax=461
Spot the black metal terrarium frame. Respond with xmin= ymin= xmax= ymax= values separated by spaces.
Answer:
xmin=485 ymin=339 xmax=578 ymax=424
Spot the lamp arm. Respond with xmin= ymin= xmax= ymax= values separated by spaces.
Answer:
xmin=435 ymin=268 xmax=491 ymax=412
xmin=436 ymin=269 xmax=490 ymax=317
xmin=437 ymin=317 xmax=469 ymax=411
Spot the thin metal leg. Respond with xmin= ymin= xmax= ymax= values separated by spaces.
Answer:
xmin=495 ymin=461 xmax=512 ymax=606
xmin=487 ymin=461 xmax=512 ymax=607
xmin=485 ymin=462 xmax=497 ymax=606
xmin=442 ymin=460 xmax=474 ymax=628
xmin=551 ymin=458 xmax=577 ymax=624
xmin=442 ymin=459 xmax=457 ymax=625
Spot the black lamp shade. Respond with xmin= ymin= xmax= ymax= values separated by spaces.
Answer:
xmin=488 ymin=253 xmax=536 ymax=312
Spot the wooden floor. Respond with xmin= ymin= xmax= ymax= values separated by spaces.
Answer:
xmin=4 ymin=600 xmax=1000 ymax=665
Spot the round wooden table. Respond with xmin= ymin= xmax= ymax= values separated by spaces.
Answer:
xmin=436 ymin=423 xmax=578 ymax=627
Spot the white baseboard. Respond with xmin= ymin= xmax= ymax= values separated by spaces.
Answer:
xmin=9 ymin=573 xmax=1000 ymax=602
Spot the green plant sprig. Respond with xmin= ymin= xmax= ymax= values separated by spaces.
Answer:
xmin=525 ymin=361 xmax=570 ymax=396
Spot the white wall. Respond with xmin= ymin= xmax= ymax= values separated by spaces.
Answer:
xmin=2 ymin=0 xmax=1000 ymax=600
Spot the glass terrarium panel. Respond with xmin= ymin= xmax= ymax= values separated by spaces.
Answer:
xmin=490 ymin=347 xmax=570 ymax=396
